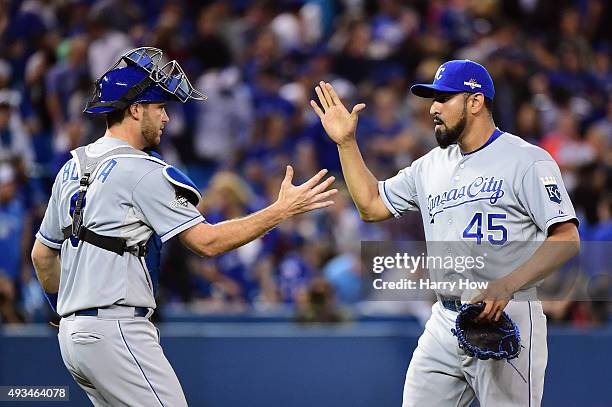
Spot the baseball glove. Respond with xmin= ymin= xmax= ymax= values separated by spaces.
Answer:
xmin=451 ymin=303 xmax=521 ymax=360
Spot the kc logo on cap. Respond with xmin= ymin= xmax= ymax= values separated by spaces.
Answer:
xmin=410 ymin=60 xmax=495 ymax=100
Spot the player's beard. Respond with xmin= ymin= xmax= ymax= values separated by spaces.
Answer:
xmin=141 ymin=109 xmax=161 ymax=147
xmin=435 ymin=101 xmax=467 ymax=149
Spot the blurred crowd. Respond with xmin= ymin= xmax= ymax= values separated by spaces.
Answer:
xmin=0 ymin=0 xmax=610 ymax=325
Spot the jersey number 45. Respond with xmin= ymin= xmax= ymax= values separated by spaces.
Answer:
xmin=462 ymin=212 xmax=507 ymax=245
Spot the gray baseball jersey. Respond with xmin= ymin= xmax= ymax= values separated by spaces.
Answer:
xmin=379 ymin=129 xmax=576 ymax=294
xmin=378 ymin=129 xmax=577 ymax=407
xmin=36 ymin=135 xmax=204 ymax=316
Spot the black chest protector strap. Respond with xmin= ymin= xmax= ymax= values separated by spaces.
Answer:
xmin=61 ymin=145 xmax=151 ymax=257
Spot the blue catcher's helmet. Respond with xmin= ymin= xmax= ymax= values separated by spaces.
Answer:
xmin=84 ymin=65 xmax=170 ymax=114
xmin=84 ymin=47 xmax=206 ymax=114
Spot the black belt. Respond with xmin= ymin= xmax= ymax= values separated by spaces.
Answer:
xmin=73 ymin=307 xmax=149 ymax=317
xmin=439 ymin=296 xmax=463 ymax=312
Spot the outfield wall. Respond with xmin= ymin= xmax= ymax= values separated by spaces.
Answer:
xmin=1 ymin=322 xmax=609 ymax=406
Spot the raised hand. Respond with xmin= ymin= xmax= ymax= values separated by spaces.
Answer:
xmin=310 ymin=81 xmax=366 ymax=146
xmin=276 ymin=165 xmax=337 ymax=217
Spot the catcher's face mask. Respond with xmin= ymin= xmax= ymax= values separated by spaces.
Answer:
xmin=85 ymin=47 xmax=206 ymax=114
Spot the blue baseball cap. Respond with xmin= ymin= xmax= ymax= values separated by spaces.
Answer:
xmin=410 ymin=60 xmax=495 ymax=100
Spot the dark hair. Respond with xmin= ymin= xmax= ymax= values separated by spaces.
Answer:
xmin=484 ymin=97 xmax=493 ymax=114
xmin=105 ymin=108 xmax=128 ymax=128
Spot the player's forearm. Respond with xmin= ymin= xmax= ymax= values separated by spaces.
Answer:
xmin=197 ymin=203 xmax=286 ymax=257
xmin=337 ymin=140 xmax=382 ymax=220
xmin=31 ymin=240 xmax=61 ymax=293
xmin=184 ymin=166 xmax=335 ymax=256
xmin=503 ymin=223 xmax=580 ymax=293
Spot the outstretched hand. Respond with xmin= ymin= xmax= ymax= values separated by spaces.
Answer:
xmin=276 ymin=165 xmax=337 ymax=217
xmin=310 ymin=81 xmax=366 ymax=146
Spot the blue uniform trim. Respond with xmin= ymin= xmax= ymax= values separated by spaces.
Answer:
xmin=545 ymin=214 xmax=578 ymax=224
xmin=117 ymin=321 xmax=164 ymax=407
xmin=528 ymin=302 xmax=532 ymax=407
xmin=44 ymin=292 xmax=58 ymax=313
xmin=160 ymin=215 xmax=202 ymax=240
xmin=147 ymin=150 xmax=163 ymax=160
xmin=461 ymin=128 xmax=503 ymax=156
xmin=38 ymin=230 xmax=63 ymax=245
xmin=545 ymin=215 xmax=579 ymax=234
xmin=144 ymin=234 xmax=162 ymax=295
xmin=36 ymin=232 xmax=63 ymax=250
xmin=382 ymin=181 xmax=401 ymax=216
xmin=162 ymin=166 xmax=202 ymax=206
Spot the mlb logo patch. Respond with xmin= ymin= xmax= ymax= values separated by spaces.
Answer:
xmin=541 ymin=176 xmax=562 ymax=204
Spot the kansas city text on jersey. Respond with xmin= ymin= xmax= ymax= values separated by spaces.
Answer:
xmin=428 ymin=176 xmax=504 ymax=223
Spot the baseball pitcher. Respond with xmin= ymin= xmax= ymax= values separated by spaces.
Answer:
xmin=311 ymin=60 xmax=580 ymax=406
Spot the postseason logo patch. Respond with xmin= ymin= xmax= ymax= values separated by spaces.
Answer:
xmin=169 ymin=193 xmax=189 ymax=209
xmin=541 ymin=176 xmax=561 ymax=204
xmin=463 ymin=78 xmax=482 ymax=90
